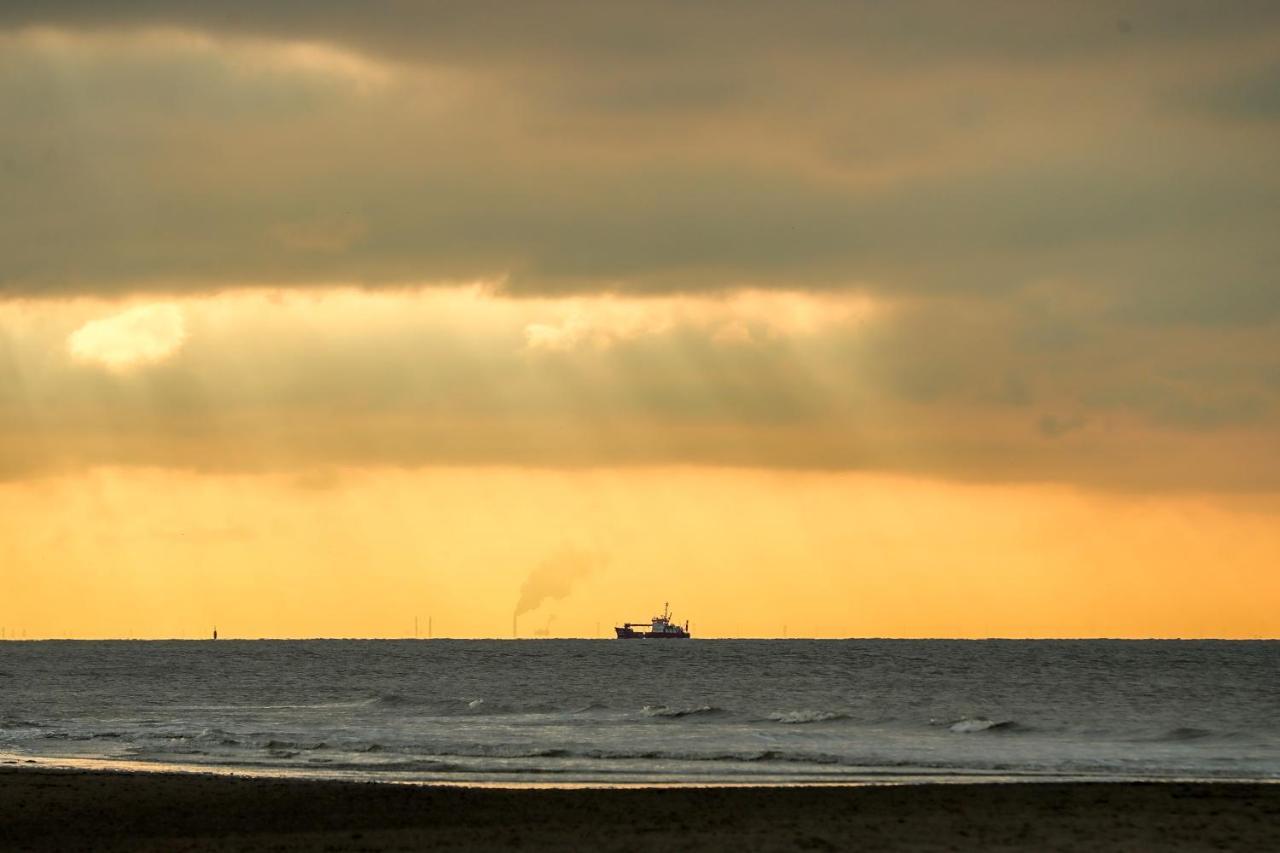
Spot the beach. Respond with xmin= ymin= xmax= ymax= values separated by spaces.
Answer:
xmin=1 ymin=769 xmax=1276 ymax=852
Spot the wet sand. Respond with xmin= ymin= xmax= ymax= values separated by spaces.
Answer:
xmin=0 ymin=768 xmax=1276 ymax=851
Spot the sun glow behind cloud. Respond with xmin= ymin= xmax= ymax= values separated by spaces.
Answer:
xmin=67 ymin=302 xmax=187 ymax=370
xmin=4 ymin=25 xmax=394 ymax=92
xmin=2 ymin=284 xmax=1277 ymax=493
xmin=521 ymin=289 xmax=879 ymax=351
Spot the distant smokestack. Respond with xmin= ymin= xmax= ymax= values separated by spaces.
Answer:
xmin=512 ymin=614 xmax=517 ymax=639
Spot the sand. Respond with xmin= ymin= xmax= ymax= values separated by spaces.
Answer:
xmin=0 ymin=768 xmax=1276 ymax=851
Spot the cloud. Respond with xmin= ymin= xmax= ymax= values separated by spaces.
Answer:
xmin=271 ymin=217 xmax=367 ymax=254
xmin=0 ymin=12 xmax=1275 ymax=328
xmin=523 ymin=314 xmax=590 ymax=352
xmin=67 ymin=303 xmax=187 ymax=370
xmin=0 ymin=7 xmax=1276 ymax=496
xmin=4 ymin=3 xmax=1276 ymax=72
xmin=521 ymin=291 xmax=873 ymax=352
xmin=0 ymin=287 xmax=1276 ymax=492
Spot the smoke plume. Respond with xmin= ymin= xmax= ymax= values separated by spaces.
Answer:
xmin=513 ymin=548 xmax=602 ymax=620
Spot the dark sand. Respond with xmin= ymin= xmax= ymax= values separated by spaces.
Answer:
xmin=1 ymin=768 xmax=1277 ymax=852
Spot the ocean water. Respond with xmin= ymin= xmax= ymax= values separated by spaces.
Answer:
xmin=1 ymin=639 xmax=1277 ymax=785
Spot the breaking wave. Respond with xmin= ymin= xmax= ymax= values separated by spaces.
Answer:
xmin=766 ymin=710 xmax=850 ymax=725
xmin=365 ymin=693 xmax=565 ymax=715
xmin=641 ymin=705 xmax=723 ymax=719
xmin=947 ymin=717 xmax=1017 ymax=733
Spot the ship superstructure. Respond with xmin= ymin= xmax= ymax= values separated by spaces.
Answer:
xmin=615 ymin=603 xmax=690 ymax=639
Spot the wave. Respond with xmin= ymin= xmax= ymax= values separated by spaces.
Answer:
xmin=166 ymin=700 xmax=377 ymax=712
xmin=947 ymin=717 xmax=1017 ymax=733
xmin=300 ymin=759 xmax=461 ymax=773
xmin=262 ymin=739 xmax=327 ymax=751
xmin=401 ymin=745 xmax=841 ymax=765
xmin=1 ymin=719 xmax=49 ymax=729
xmin=367 ymin=693 xmax=495 ymax=712
xmin=1150 ymin=727 xmax=1219 ymax=742
xmin=126 ymin=745 xmax=211 ymax=757
xmin=641 ymin=705 xmax=723 ymax=719
xmin=415 ymin=745 xmax=573 ymax=760
xmin=572 ymin=701 xmax=611 ymax=714
xmin=389 ymin=745 xmax=963 ymax=770
xmin=766 ymin=710 xmax=849 ymax=725
xmin=296 ymin=743 xmax=580 ymax=761
xmin=366 ymin=693 xmax=566 ymax=716
xmin=127 ymin=728 xmax=244 ymax=746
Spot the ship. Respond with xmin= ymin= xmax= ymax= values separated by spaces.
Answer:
xmin=615 ymin=603 xmax=690 ymax=639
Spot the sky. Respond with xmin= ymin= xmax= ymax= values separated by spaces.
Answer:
xmin=1 ymin=2 xmax=1278 ymax=638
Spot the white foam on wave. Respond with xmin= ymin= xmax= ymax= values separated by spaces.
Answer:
xmin=766 ymin=710 xmax=849 ymax=724
xmin=948 ymin=717 xmax=1013 ymax=733
xmin=641 ymin=704 xmax=721 ymax=719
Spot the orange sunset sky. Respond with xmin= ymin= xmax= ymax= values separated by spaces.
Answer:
xmin=1 ymin=3 xmax=1278 ymax=638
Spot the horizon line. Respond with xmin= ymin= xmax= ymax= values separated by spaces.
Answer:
xmin=1 ymin=635 xmax=1275 ymax=642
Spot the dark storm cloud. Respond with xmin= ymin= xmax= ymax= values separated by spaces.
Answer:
xmin=4 ymin=1 xmax=1278 ymax=67
xmin=0 ymin=1 xmax=1277 ymax=318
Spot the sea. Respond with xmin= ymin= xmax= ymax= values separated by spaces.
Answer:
xmin=2 ymin=639 xmax=1277 ymax=785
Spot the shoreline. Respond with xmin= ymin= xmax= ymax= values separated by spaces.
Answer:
xmin=7 ymin=751 xmax=1276 ymax=788
xmin=2 ymin=766 xmax=1278 ymax=851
